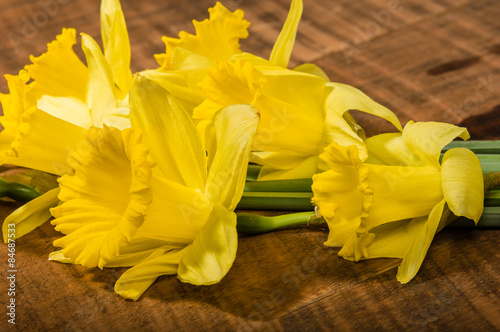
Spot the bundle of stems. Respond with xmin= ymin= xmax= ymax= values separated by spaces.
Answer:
xmin=237 ymin=140 xmax=500 ymax=234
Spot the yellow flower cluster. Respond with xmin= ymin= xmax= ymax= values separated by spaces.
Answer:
xmin=0 ymin=0 xmax=485 ymax=300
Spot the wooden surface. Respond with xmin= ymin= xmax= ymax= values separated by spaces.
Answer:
xmin=1 ymin=0 xmax=500 ymax=330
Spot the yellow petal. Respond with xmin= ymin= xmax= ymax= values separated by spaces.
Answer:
xmin=177 ymin=203 xmax=237 ymax=285
xmin=397 ymin=199 xmax=449 ymax=283
xmin=293 ymin=63 xmax=330 ymax=81
xmin=253 ymin=74 xmax=325 ymax=156
xmin=402 ymin=121 xmax=469 ymax=169
xmin=269 ymin=0 xmax=303 ymax=68
xmin=311 ymin=143 xmax=372 ymax=247
xmin=256 ymin=155 xmax=319 ymax=181
xmin=139 ymin=68 xmax=205 ymax=115
xmin=48 ymin=250 xmax=74 ymax=264
xmin=251 ymin=151 xmax=308 ymax=170
xmin=2 ymin=188 xmax=60 ymax=243
xmin=105 ymin=237 xmax=185 ymax=267
xmin=441 ymin=148 xmax=484 ymax=222
xmin=100 ymin=0 xmax=133 ymax=97
xmin=81 ymin=33 xmax=119 ymax=127
xmin=158 ymin=2 xmax=249 ymax=68
xmin=130 ymin=76 xmax=207 ymax=190
xmin=194 ymin=60 xmax=266 ymax=122
xmin=322 ymin=98 xmax=367 ymax=163
xmin=204 ymin=104 xmax=259 ymax=210
xmin=338 ymin=217 xmax=427 ymax=261
xmin=0 ymin=107 xmax=87 ymax=176
xmin=114 ymin=248 xmax=182 ymax=301
xmin=50 ymin=126 xmax=153 ymax=268
xmin=25 ymin=28 xmax=88 ymax=102
xmin=325 ymin=82 xmax=402 ymax=131
xmin=365 ymin=132 xmax=424 ymax=167
xmin=37 ymin=96 xmax=92 ymax=128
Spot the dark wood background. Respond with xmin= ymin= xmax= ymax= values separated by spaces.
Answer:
xmin=1 ymin=0 xmax=500 ymax=330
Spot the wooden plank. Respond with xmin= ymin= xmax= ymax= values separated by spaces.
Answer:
xmin=0 ymin=0 xmax=499 ymax=330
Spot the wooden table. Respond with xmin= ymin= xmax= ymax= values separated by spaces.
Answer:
xmin=1 ymin=0 xmax=500 ymax=330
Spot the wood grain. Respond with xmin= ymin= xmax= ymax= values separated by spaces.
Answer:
xmin=1 ymin=0 xmax=500 ymax=331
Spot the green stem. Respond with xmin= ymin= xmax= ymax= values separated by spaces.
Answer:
xmin=448 ymin=207 xmax=500 ymax=228
xmin=244 ymin=178 xmax=312 ymax=192
xmin=237 ymin=207 xmax=500 ymax=235
xmin=0 ymin=178 xmax=41 ymax=203
xmin=237 ymin=211 xmax=317 ymax=235
xmin=237 ymin=192 xmax=313 ymax=211
xmin=443 ymin=140 xmax=500 ymax=154
xmin=246 ymin=164 xmax=262 ymax=182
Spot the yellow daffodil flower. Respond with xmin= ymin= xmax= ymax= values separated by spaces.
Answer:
xmin=312 ymin=121 xmax=484 ymax=283
xmin=0 ymin=0 xmax=132 ymax=241
xmin=192 ymin=52 xmax=402 ymax=180
xmin=48 ymin=77 xmax=259 ymax=300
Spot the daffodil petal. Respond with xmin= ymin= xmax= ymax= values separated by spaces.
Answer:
xmin=48 ymin=250 xmax=74 ymax=263
xmin=269 ymin=0 xmax=303 ymax=68
xmin=1 ymin=108 xmax=87 ymax=176
xmin=104 ymin=237 xmax=185 ymax=267
xmin=441 ymin=148 xmax=484 ymax=222
xmin=325 ymin=82 xmax=402 ymax=131
xmin=81 ymin=33 xmax=118 ymax=127
xmin=365 ymin=132 xmax=424 ymax=166
xmin=250 ymin=151 xmax=308 ymax=170
xmin=321 ymin=101 xmax=367 ymax=163
xmin=257 ymin=155 xmax=319 ymax=181
xmin=139 ymin=68 xmax=205 ymax=115
xmin=130 ymin=76 xmax=207 ymax=190
xmin=2 ymin=188 xmax=60 ymax=243
xmin=114 ymin=248 xmax=183 ymax=301
xmin=50 ymin=126 xmax=153 ymax=268
xmin=397 ymin=199 xmax=449 ymax=283
xmin=100 ymin=0 xmax=132 ymax=97
xmin=338 ymin=217 xmax=427 ymax=261
xmin=204 ymin=104 xmax=259 ymax=210
xmin=177 ymin=203 xmax=237 ymax=285
xmin=37 ymin=95 xmax=92 ymax=128
xmin=293 ymin=63 xmax=330 ymax=81
xmin=402 ymin=121 xmax=469 ymax=169
xmin=25 ymin=28 xmax=88 ymax=102
xmin=253 ymin=80 xmax=325 ymax=156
